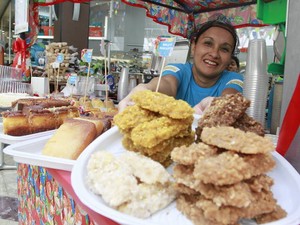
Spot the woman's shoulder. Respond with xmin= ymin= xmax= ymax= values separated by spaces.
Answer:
xmin=164 ymin=62 xmax=191 ymax=70
xmin=222 ymin=70 xmax=243 ymax=80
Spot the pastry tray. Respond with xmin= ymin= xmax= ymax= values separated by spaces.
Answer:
xmin=1 ymin=114 xmax=201 ymax=172
xmin=3 ymin=135 xmax=75 ymax=171
xmin=71 ymin=126 xmax=300 ymax=225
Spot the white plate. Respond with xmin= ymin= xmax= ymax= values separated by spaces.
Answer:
xmin=3 ymin=135 xmax=75 ymax=171
xmin=0 ymin=123 xmax=56 ymax=145
xmin=71 ymin=126 xmax=300 ymax=225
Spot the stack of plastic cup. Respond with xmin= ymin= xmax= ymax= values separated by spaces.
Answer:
xmin=117 ymin=67 xmax=129 ymax=101
xmin=243 ymin=39 xmax=270 ymax=128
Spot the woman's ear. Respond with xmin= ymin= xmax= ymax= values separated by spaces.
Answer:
xmin=190 ymin=42 xmax=195 ymax=58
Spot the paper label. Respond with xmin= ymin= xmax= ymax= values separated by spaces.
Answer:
xmin=81 ymin=49 xmax=93 ymax=63
xmin=68 ymin=75 xmax=77 ymax=85
xmin=56 ymin=53 xmax=64 ymax=63
xmin=154 ymin=36 xmax=176 ymax=57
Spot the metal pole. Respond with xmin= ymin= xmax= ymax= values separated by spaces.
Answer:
xmin=8 ymin=1 xmax=12 ymax=64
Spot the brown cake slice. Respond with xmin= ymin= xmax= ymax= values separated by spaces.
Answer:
xmin=28 ymin=109 xmax=57 ymax=133
xmin=2 ymin=111 xmax=30 ymax=136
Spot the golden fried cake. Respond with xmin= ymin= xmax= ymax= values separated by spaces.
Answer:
xmin=91 ymin=98 xmax=104 ymax=108
xmin=131 ymin=90 xmax=194 ymax=119
xmin=200 ymin=126 xmax=274 ymax=154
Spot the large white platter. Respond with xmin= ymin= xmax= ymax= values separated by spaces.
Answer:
xmin=3 ymin=135 xmax=75 ymax=171
xmin=71 ymin=126 xmax=300 ymax=225
xmin=0 ymin=123 xmax=56 ymax=145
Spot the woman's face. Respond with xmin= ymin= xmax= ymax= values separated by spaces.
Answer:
xmin=192 ymin=26 xmax=234 ymax=80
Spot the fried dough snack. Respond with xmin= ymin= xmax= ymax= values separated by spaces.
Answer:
xmin=255 ymin=204 xmax=287 ymax=224
xmin=174 ymin=164 xmax=273 ymax=208
xmin=176 ymin=194 xmax=240 ymax=225
xmin=131 ymin=90 xmax=194 ymax=119
xmin=233 ymin=113 xmax=265 ymax=137
xmin=113 ymin=105 xmax=158 ymax=133
xmin=195 ymin=93 xmax=250 ymax=141
xmin=174 ymin=93 xmax=286 ymax=224
xmin=114 ymin=90 xmax=195 ymax=166
xmin=201 ymin=126 xmax=275 ymax=154
xmin=130 ymin=116 xmax=192 ymax=148
xmin=171 ymin=142 xmax=218 ymax=165
xmin=87 ymin=151 xmax=176 ymax=218
xmin=195 ymin=190 xmax=277 ymax=225
xmin=193 ymin=151 xmax=276 ymax=185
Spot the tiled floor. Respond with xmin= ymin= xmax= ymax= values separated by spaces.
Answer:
xmin=0 ymin=154 xmax=18 ymax=225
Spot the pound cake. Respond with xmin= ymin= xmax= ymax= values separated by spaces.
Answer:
xmin=1 ymin=98 xmax=79 ymax=136
xmin=1 ymin=111 xmax=31 ymax=136
xmin=42 ymin=118 xmax=97 ymax=160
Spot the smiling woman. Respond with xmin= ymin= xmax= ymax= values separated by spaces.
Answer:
xmin=118 ymin=20 xmax=244 ymax=114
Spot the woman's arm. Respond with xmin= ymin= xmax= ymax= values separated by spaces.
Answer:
xmin=221 ymin=87 xmax=240 ymax=96
xmin=118 ymin=75 xmax=178 ymax=112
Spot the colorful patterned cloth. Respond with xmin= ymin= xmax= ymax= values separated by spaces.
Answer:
xmin=17 ymin=164 xmax=96 ymax=225
xmin=122 ymin=0 xmax=264 ymax=39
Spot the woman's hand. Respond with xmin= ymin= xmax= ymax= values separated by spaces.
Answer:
xmin=117 ymin=84 xmax=148 ymax=112
xmin=193 ymin=96 xmax=214 ymax=115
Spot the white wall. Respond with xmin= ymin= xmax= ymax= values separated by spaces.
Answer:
xmin=123 ymin=5 xmax=146 ymax=52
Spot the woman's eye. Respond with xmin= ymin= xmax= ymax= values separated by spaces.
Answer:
xmin=203 ymin=41 xmax=212 ymax=46
xmin=221 ymin=47 xmax=230 ymax=53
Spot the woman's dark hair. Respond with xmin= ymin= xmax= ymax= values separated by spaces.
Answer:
xmin=231 ymin=55 xmax=240 ymax=69
xmin=193 ymin=20 xmax=240 ymax=56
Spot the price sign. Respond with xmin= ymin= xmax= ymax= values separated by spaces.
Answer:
xmin=81 ymin=49 xmax=93 ymax=63
xmin=68 ymin=74 xmax=77 ymax=85
xmin=154 ymin=36 xmax=176 ymax=57
xmin=56 ymin=53 xmax=64 ymax=63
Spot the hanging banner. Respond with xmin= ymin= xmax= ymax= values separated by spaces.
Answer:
xmin=15 ymin=0 xmax=29 ymax=34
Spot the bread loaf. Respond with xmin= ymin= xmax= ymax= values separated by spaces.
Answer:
xmin=42 ymin=118 xmax=97 ymax=159
xmin=74 ymin=117 xmax=104 ymax=136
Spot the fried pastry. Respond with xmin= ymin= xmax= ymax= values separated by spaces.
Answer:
xmin=87 ymin=151 xmax=176 ymax=218
xmin=174 ymin=164 xmax=274 ymax=208
xmin=171 ymin=142 xmax=218 ymax=165
xmin=233 ymin=113 xmax=265 ymax=137
xmin=195 ymin=190 xmax=277 ymax=225
xmin=195 ymin=93 xmax=250 ymax=141
xmin=193 ymin=151 xmax=276 ymax=185
xmin=255 ymin=204 xmax=287 ymax=224
xmin=176 ymin=194 xmax=234 ymax=225
xmin=113 ymin=104 xmax=158 ymax=133
xmin=200 ymin=126 xmax=275 ymax=154
xmin=131 ymin=90 xmax=194 ymax=119
xmin=130 ymin=116 xmax=192 ymax=148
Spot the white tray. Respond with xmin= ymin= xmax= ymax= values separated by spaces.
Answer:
xmin=0 ymin=123 xmax=56 ymax=145
xmin=71 ymin=126 xmax=300 ymax=225
xmin=3 ymin=135 xmax=75 ymax=171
